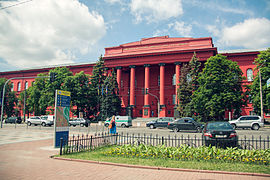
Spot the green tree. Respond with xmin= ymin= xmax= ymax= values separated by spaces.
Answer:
xmin=26 ymin=74 xmax=47 ymax=115
xmin=18 ymin=90 xmax=30 ymax=119
xmin=0 ymin=78 xmax=18 ymax=117
xmin=192 ymin=54 xmax=246 ymax=122
xmin=100 ymin=69 xmax=121 ymax=119
xmin=177 ymin=63 xmax=192 ymax=117
xmin=250 ymin=48 xmax=270 ymax=115
xmin=177 ymin=53 xmax=201 ymax=117
xmin=62 ymin=71 xmax=95 ymax=118
xmin=90 ymin=56 xmax=106 ymax=119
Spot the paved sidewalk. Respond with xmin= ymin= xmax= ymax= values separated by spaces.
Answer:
xmin=0 ymin=138 xmax=269 ymax=180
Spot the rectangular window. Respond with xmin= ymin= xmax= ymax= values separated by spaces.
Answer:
xmin=158 ymin=76 xmax=160 ymax=86
xmin=172 ymin=74 xmax=176 ymax=85
xmin=172 ymin=95 xmax=176 ymax=105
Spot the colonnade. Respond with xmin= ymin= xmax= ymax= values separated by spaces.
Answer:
xmin=116 ymin=62 xmax=182 ymax=118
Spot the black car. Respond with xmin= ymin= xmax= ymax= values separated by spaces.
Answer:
xmin=167 ymin=117 xmax=203 ymax=133
xmin=203 ymin=121 xmax=238 ymax=148
xmin=146 ymin=117 xmax=174 ymax=129
xmin=5 ymin=117 xmax=22 ymax=124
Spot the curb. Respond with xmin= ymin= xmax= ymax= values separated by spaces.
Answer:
xmin=51 ymin=156 xmax=270 ymax=178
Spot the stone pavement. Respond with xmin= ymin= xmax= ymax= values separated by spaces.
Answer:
xmin=0 ymin=127 xmax=269 ymax=180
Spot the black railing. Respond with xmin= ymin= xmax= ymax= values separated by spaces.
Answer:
xmin=60 ymin=133 xmax=270 ymax=155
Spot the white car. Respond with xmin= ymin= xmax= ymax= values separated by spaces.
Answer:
xmin=27 ymin=116 xmax=54 ymax=126
xmin=229 ymin=115 xmax=264 ymax=130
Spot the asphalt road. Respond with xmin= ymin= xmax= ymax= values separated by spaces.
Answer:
xmin=1 ymin=122 xmax=270 ymax=140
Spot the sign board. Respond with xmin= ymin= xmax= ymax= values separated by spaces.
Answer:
xmin=267 ymin=78 xmax=270 ymax=88
xmin=54 ymin=90 xmax=71 ymax=148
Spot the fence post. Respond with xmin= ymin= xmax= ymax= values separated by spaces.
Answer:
xmin=162 ymin=136 xmax=164 ymax=145
xmin=60 ymin=138 xmax=63 ymax=155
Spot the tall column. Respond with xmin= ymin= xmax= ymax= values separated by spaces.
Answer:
xmin=174 ymin=62 xmax=182 ymax=118
xmin=143 ymin=64 xmax=150 ymax=118
xmin=116 ymin=66 xmax=123 ymax=107
xmin=116 ymin=66 xmax=122 ymax=90
xmin=175 ymin=62 xmax=181 ymax=102
xmin=129 ymin=65 xmax=136 ymax=117
xmin=159 ymin=63 xmax=166 ymax=117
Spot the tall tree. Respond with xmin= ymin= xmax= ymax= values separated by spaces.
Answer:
xmin=62 ymin=71 xmax=95 ymax=118
xmin=177 ymin=63 xmax=192 ymax=117
xmin=90 ymin=56 xmax=106 ymax=119
xmin=192 ymin=54 xmax=246 ymax=122
xmin=177 ymin=52 xmax=201 ymax=117
xmin=0 ymin=78 xmax=18 ymax=117
xmin=250 ymin=48 xmax=270 ymax=115
xmin=100 ymin=69 xmax=121 ymax=119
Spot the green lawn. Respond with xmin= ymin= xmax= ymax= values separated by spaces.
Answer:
xmin=58 ymin=146 xmax=270 ymax=175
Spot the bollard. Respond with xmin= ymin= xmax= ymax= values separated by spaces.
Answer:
xmin=60 ymin=138 xmax=63 ymax=155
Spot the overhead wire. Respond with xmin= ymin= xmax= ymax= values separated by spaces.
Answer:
xmin=0 ymin=0 xmax=33 ymax=11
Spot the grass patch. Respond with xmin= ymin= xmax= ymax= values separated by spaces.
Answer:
xmin=57 ymin=145 xmax=270 ymax=175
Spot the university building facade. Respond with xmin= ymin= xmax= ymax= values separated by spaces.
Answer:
xmin=0 ymin=36 xmax=264 ymax=119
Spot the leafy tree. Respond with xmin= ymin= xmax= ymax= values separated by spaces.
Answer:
xmin=0 ymin=78 xmax=18 ymax=117
xmin=177 ymin=63 xmax=192 ymax=117
xmin=100 ymin=69 xmax=121 ymax=119
xmin=177 ymin=52 xmax=201 ymax=117
xmin=250 ymin=48 xmax=270 ymax=115
xmin=18 ymin=90 xmax=30 ymax=119
xmin=62 ymin=71 xmax=95 ymax=118
xmin=90 ymin=56 xmax=106 ymax=119
xmin=26 ymin=74 xmax=47 ymax=115
xmin=192 ymin=54 xmax=246 ymax=122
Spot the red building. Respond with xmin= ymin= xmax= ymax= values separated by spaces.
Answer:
xmin=0 ymin=36 xmax=265 ymax=119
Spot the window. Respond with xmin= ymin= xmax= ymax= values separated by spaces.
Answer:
xmin=187 ymin=73 xmax=192 ymax=83
xmin=11 ymin=83 xmax=14 ymax=91
xmin=172 ymin=94 xmax=176 ymax=105
xmin=17 ymin=82 xmax=21 ymax=91
xmin=172 ymin=74 xmax=176 ymax=85
xmin=158 ymin=76 xmax=160 ymax=86
xmin=247 ymin=69 xmax=253 ymax=81
xmin=25 ymin=81 xmax=28 ymax=90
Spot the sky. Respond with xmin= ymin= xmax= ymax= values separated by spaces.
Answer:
xmin=0 ymin=0 xmax=270 ymax=72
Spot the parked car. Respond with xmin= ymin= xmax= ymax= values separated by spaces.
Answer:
xmin=167 ymin=117 xmax=203 ymax=133
xmin=203 ymin=121 xmax=238 ymax=148
xmin=69 ymin=118 xmax=89 ymax=127
xmin=146 ymin=117 xmax=174 ymax=129
xmin=5 ymin=117 xmax=22 ymax=124
xmin=27 ymin=116 xmax=54 ymax=126
xmin=104 ymin=116 xmax=132 ymax=128
xmin=229 ymin=115 xmax=263 ymax=130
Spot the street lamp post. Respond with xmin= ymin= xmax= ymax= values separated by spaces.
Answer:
xmin=259 ymin=68 xmax=264 ymax=122
xmin=146 ymin=88 xmax=160 ymax=119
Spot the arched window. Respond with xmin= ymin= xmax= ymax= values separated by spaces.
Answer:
xmin=17 ymin=82 xmax=21 ymax=91
xmin=172 ymin=74 xmax=176 ymax=85
xmin=247 ymin=69 xmax=253 ymax=81
xmin=25 ymin=81 xmax=28 ymax=90
xmin=11 ymin=83 xmax=14 ymax=91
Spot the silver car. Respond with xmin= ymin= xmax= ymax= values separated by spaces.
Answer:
xmin=229 ymin=115 xmax=264 ymax=130
xmin=27 ymin=116 xmax=54 ymax=126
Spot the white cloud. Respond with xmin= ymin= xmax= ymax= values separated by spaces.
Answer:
xmin=219 ymin=18 xmax=270 ymax=49
xmin=170 ymin=21 xmax=192 ymax=37
xmin=0 ymin=0 xmax=106 ymax=70
xmin=130 ymin=0 xmax=183 ymax=23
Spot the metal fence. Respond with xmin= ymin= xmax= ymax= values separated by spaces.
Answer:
xmin=60 ymin=132 xmax=270 ymax=155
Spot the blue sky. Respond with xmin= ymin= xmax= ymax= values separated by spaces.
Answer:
xmin=0 ymin=0 xmax=270 ymax=72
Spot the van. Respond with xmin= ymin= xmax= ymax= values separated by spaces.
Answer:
xmin=104 ymin=116 xmax=132 ymax=128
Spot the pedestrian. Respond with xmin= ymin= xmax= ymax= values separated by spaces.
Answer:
xmin=109 ymin=115 xmax=116 ymax=134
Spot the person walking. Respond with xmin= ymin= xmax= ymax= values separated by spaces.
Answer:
xmin=109 ymin=115 xmax=116 ymax=134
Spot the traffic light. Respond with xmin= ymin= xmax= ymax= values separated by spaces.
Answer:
xmin=49 ymin=72 xmax=56 ymax=82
